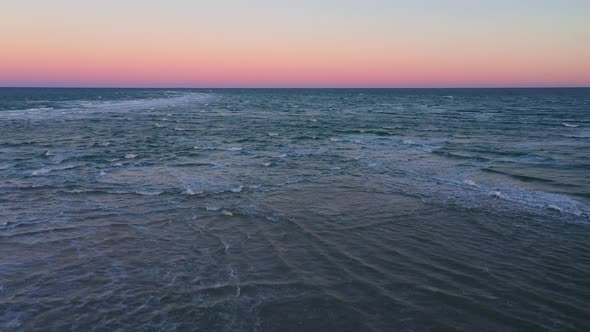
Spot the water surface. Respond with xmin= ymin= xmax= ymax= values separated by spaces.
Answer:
xmin=1 ymin=88 xmax=589 ymax=331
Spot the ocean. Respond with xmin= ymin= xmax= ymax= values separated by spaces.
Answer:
xmin=1 ymin=88 xmax=589 ymax=331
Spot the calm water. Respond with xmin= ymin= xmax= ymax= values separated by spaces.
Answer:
xmin=1 ymin=88 xmax=589 ymax=331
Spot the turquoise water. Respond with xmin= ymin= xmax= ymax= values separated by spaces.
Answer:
xmin=1 ymin=88 xmax=589 ymax=331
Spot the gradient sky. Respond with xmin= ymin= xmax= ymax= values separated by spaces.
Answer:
xmin=1 ymin=0 xmax=589 ymax=87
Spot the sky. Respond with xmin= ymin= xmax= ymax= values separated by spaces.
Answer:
xmin=1 ymin=0 xmax=589 ymax=88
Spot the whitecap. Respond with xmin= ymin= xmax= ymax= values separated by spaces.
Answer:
xmin=268 ymin=132 xmax=280 ymax=137
xmin=464 ymin=179 xmax=477 ymax=187
xmin=206 ymin=206 xmax=221 ymax=211
xmin=562 ymin=122 xmax=579 ymax=128
xmin=230 ymin=186 xmax=243 ymax=193
xmin=31 ymin=168 xmax=51 ymax=176
xmin=125 ymin=154 xmax=137 ymax=159
xmin=490 ymin=191 xmax=503 ymax=198
xmin=55 ymin=163 xmax=82 ymax=171
xmin=41 ymin=150 xmax=54 ymax=158
xmin=226 ymin=147 xmax=242 ymax=151
xmin=221 ymin=210 xmax=234 ymax=216
xmin=262 ymin=162 xmax=272 ymax=167
xmin=488 ymin=188 xmax=585 ymax=217
xmin=402 ymin=139 xmax=415 ymax=145
xmin=329 ymin=138 xmax=342 ymax=142
xmin=135 ymin=190 xmax=162 ymax=196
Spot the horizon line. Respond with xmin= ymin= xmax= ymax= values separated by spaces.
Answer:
xmin=1 ymin=86 xmax=589 ymax=89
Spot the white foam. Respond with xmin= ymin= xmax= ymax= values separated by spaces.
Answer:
xmin=226 ymin=147 xmax=242 ymax=151
xmin=494 ymin=188 xmax=585 ymax=217
xmin=66 ymin=189 xmax=85 ymax=193
xmin=262 ymin=162 xmax=272 ymax=167
xmin=464 ymin=179 xmax=477 ymax=187
xmin=206 ymin=206 xmax=221 ymax=211
xmin=268 ymin=132 xmax=280 ymax=137
xmin=221 ymin=210 xmax=234 ymax=216
xmin=562 ymin=122 xmax=579 ymax=128
xmin=0 ymin=92 xmax=212 ymax=120
xmin=0 ymin=163 xmax=12 ymax=170
xmin=230 ymin=186 xmax=243 ymax=193
xmin=125 ymin=154 xmax=137 ymax=159
xmin=41 ymin=150 xmax=54 ymax=158
xmin=31 ymin=168 xmax=51 ymax=176
xmin=490 ymin=191 xmax=503 ymax=198
xmin=135 ymin=190 xmax=162 ymax=196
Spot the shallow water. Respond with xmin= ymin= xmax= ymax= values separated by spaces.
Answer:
xmin=1 ymin=88 xmax=590 ymax=331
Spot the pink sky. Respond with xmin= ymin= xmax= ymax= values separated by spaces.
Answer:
xmin=1 ymin=1 xmax=589 ymax=87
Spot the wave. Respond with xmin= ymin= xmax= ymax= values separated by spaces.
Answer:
xmin=431 ymin=150 xmax=489 ymax=162
xmin=0 ymin=92 xmax=213 ymax=120
xmin=562 ymin=122 xmax=580 ymax=128
xmin=407 ymin=172 xmax=590 ymax=220
xmin=30 ymin=163 xmax=85 ymax=176
xmin=563 ymin=134 xmax=590 ymax=139
xmin=487 ymin=187 xmax=587 ymax=217
xmin=481 ymin=168 xmax=555 ymax=183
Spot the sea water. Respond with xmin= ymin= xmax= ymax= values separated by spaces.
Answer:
xmin=1 ymin=88 xmax=589 ymax=330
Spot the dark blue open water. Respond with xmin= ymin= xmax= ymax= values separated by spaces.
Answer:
xmin=1 ymin=88 xmax=589 ymax=331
